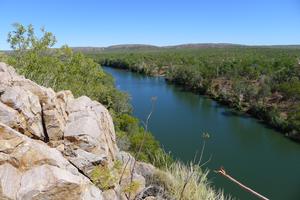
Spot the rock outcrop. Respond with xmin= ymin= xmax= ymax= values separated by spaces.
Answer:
xmin=0 ymin=123 xmax=102 ymax=200
xmin=0 ymin=62 xmax=148 ymax=200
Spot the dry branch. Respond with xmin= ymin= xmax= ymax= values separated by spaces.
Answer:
xmin=215 ymin=167 xmax=269 ymax=200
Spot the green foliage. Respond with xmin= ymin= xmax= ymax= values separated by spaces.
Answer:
xmin=129 ymin=131 xmax=161 ymax=161
xmin=115 ymin=113 xmax=139 ymax=133
xmin=122 ymin=180 xmax=141 ymax=194
xmin=91 ymin=160 xmax=123 ymax=190
xmin=0 ymin=52 xmax=8 ymax=63
xmin=91 ymin=164 xmax=117 ymax=190
xmin=287 ymin=105 xmax=300 ymax=132
xmin=149 ymin=148 xmax=174 ymax=169
xmin=5 ymin=23 xmax=173 ymax=168
xmin=7 ymin=23 xmax=56 ymax=51
xmin=116 ymin=130 xmax=131 ymax=151
xmin=89 ymin=47 xmax=300 ymax=137
xmin=278 ymin=78 xmax=300 ymax=100
xmin=111 ymin=110 xmax=173 ymax=167
xmin=6 ymin=23 xmax=130 ymax=113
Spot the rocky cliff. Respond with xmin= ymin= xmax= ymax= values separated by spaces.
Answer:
xmin=0 ymin=62 xmax=154 ymax=200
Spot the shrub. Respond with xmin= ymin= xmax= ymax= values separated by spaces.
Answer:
xmin=91 ymin=160 xmax=123 ymax=190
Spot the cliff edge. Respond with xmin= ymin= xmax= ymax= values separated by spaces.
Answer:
xmin=0 ymin=62 xmax=153 ymax=200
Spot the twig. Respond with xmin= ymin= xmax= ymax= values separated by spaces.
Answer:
xmin=215 ymin=167 xmax=269 ymax=200
xmin=199 ymin=154 xmax=212 ymax=168
xmin=118 ymin=156 xmax=132 ymax=184
xmin=198 ymin=138 xmax=206 ymax=165
xmin=120 ymin=97 xmax=157 ymax=199
xmin=180 ymin=133 xmax=210 ymax=200
xmin=130 ymin=96 xmax=157 ymax=181
xmin=179 ymin=169 xmax=194 ymax=200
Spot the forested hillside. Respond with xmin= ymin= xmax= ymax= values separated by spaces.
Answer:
xmin=87 ymin=47 xmax=300 ymax=140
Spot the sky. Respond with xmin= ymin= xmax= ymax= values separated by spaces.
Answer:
xmin=0 ymin=0 xmax=300 ymax=49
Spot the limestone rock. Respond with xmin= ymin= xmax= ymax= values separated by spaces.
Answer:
xmin=117 ymin=151 xmax=135 ymax=173
xmin=41 ymin=90 xmax=73 ymax=141
xmin=0 ymin=62 xmax=70 ymax=141
xmin=116 ymin=152 xmax=146 ymax=200
xmin=102 ymin=189 xmax=119 ymax=200
xmin=0 ymin=163 xmax=21 ymax=200
xmin=135 ymin=162 xmax=155 ymax=180
xmin=66 ymin=148 xmax=107 ymax=176
xmin=0 ymin=62 xmax=19 ymax=86
xmin=144 ymin=196 xmax=156 ymax=200
xmin=17 ymin=165 xmax=103 ymax=200
xmin=0 ymin=123 xmax=103 ymax=200
xmin=0 ymin=101 xmax=21 ymax=129
xmin=0 ymin=86 xmax=45 ymax=140
xmin=64 ymin=96 xmax=118 ymax=167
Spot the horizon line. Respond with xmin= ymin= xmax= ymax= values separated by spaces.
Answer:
xmin=2 ymin=42 xmax=300 ymax=51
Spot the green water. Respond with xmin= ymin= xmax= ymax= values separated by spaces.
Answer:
xmin=104 ymin=66 xmax=300 ymax=200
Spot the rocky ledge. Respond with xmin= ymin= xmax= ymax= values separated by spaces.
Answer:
xmin=0 ymin=62 xmax=156 ymax=200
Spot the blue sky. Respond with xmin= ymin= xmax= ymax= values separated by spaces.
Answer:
xmin=1 ymin=0 xmax=300 ymax=49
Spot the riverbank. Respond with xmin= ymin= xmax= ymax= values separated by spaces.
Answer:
xmin=102 ymin=64 xmax=299 ymax=141
xmin=103 ymin=66 xmax=300 ymax=200
xmin=89 ymin=48 xmax=300 ymax=142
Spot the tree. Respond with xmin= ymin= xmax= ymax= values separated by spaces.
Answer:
xmin=7 ymin=23 xmax=56 ymax=52
xmin=6 ymin=23 xmax=131 ymax=113
xmin=7 ymin=23 xmax=57 ymax=71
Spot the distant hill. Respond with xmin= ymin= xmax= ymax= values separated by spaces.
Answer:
xmin=164 ymin=43 xmax=245 ymax=49
xmin=260 ymin=45 xmax=300 ymax=49
xmin=106 ymin=44 xmax=159 ymax=50
xmin=71 ymin=43 xmax=300 ymax=54
xmin=72 ymin=44 xmax=159 ymax=53
xmin=72 ymin=47 xmax=105 ymax=53
xmin=2 ymin=43 xmax=300 ymax=53
xmin=72 ymin=43 xmax=245 ymax=53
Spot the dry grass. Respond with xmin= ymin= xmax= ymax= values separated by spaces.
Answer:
xmin=150 ymin=162 xmax=229 ymax=200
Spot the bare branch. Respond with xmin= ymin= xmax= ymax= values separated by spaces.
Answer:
xmin=130 ymin=96 xmax=157 ymax=180
xmin=215 ymin=167 xmax=269 ymax=200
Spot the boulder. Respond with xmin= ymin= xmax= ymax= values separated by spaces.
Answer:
xmin=0 ymin=123 xmax=103 ymax=200
xmin=0 ymin=62 xmax=19 ymax=86
xmin=135 ymin=162 xmax=156 ymax=180
xmin=66 ymin=148 xmax=107 ymax=176
xmin=63 ymin=96 xmax=118 ymax=171
xmin=0 ymin=101 xmax=21 ymax=129
xmin=102 ymin=189 xmax=119 ymax=200
xmin=41 ymin=90 xmax=73 ymax=141
xmin=17 ymin=165 xmax=103 ymax=200
xmin=0 ymin=86 xmax=45 ymax=140
xmin=0 ymin=163 xmax=21 ymax=200
xmin=0 ymin=62 xmax=71 ymax=141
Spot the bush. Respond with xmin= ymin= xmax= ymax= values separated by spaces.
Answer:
xmin=0 ymin=52 xmax=8 ymax=63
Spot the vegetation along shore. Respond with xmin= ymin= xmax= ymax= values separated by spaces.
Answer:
xmin=82 ymin=45 xmax=300 ymax=141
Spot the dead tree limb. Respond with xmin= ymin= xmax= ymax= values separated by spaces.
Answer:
xmin=215 ymin=167 xmax=269 ymax=200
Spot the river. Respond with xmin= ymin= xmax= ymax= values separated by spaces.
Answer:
xmin=103 ymin=66 xmax=300 ymax=200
